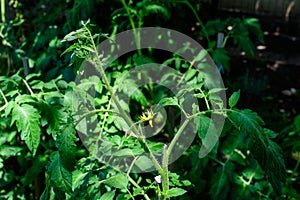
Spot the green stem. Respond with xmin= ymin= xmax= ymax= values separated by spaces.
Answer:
xmin=200 ymin=89 xmax=211 ymax=110
xmin=22 ymin=79 xmax=34 ymax=96
xmin=1 ymin=0 xmax=5 ymax=23
xmin=167 ymin=118 xmax=190 ymax=158
xmin=291 ymin=156 xmax=300 ymax=180
xmin=127 ymin=175 xmax=151 ymax=200
xmin=6 ymin=53 xmax=11 ymax=76
xmin=161 ymin=144 xmax=169 ymax=200
xmin=83 ymin=22 xmax=163 ymax=176
xmin=0 ymin=88 xmax=8 ymax=112
xmin=175 ymin=0 xmax=210 ymax=43
xmin=0 ymin=88 xmax=8 ymax=104
xmin=120 ymin=0 xmax=142 ymax=55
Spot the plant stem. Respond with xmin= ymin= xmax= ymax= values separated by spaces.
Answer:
xmin=0 ymin=88 xmax=8 ymax=112
xmin=291 ymin=156 xmax=300 ymax=180
xmin=161 ymin=144 xmax=169 ymax=199
xmin=127 ymin=175 xmax=151 ymax=200
xmin=167 ymin=118 xmax=190 ymax=159
xmin=120 ymin=0 xmax=142 ymax=55
xmin=1 ymin=0 xmax=5 ymax=23
xmin=175 ymin=0 xmax=210 ymax=43
xmin=83 ymin=22 xmax=163 ymax=177
xmin=22 ymin=79 xmax=34 ymax=96
xmin=0 ymin=88 xmax=8 ymax=104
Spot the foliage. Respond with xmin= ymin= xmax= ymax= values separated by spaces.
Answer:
xmin=0 ymin=0 xmax=297 ymax=199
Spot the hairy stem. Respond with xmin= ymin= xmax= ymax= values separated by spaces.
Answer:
xmin=82 ymin=22 xmax=163 ymax=179
xmin=120 ymin=0 xmax=142 ymax=55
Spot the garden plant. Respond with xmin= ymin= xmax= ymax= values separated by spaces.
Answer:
xmin=0 ymin=0 xmax=299 ymax=199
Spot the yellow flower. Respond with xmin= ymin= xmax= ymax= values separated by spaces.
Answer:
xmin=139 ymin=109 xmax=154 ymax=127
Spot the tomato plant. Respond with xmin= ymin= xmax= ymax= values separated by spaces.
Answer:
xmin=0 ymin=0 xmax=297 ymax=199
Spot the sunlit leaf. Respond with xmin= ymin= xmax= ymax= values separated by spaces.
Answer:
xmin=11 ymin=103 xmax=41 ymax=155
xmin=228 ymin=90 xmax=240 ymax=108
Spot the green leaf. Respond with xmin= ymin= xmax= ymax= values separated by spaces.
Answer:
xmin=103 ymin=173 xmax=128 ymax=189
xmin=211 ymin=48 xmax=230 ymax=71
xmin=40 ymin=173 xmax=56 ymax=200
xmin=39 ymin=100 xmax=68 ymax=137
xmin=11 ymin=103 xmax=41 ymax=155
xmin=99 ymin=190 xmax=116 ymax=200
xmin=72 ymin=170 xmax=88 ymax=191
xmin=194 ymin=49 xmax=208 ymax=62
xmin=0 ymin=145 xmax=22 ymax=159
xmin=140 ymin=4 xmax=171 ymax=19
xmin=184 ymin=68 xmax=197 ymax=81
xmin=209 ymin=167 xmax=229 ymax=199
xmin=160 ymin=97 xmax=178 ymax=106
xmin=243 ymin=18 xmax=264 ymax=43
xmin=15 ymin=94 xmax=36 ymax=104
xmin=236 ymin=35 xmax=255 ymax=57
xmin=135 ymin=155 xmax=153 ymax=171
xmin=167 ymin=187 xmax=187 ymax=198
xmin=56 ymin=123 xmax=77 ymax=170
xmin=228 ymin=109 xmax=286 ymax=193
xmin=47 ymin=152 xmax=72 ymax=194
xmin=208 ymin=88 xmax=227 ymax=95
xmin=228 ymin=90 xmax=240 ymax=108
xmin=197 ymin=114 xmax=219 ymax=157
xmin=227 ymin=109 xmax=264 ymax=135
xmin=21 ymin=155 xmax=48 ymax=185
xmin=197 ymin=115 xmax=211 ymax=140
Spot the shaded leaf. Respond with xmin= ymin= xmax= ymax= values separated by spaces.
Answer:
xmin=228 ymin=109 xmax=286 ymax=193
xmin=47 ymin=152 xmax=72 ymax=194
xmin=56 ymin=123 xmax=77 ymax=170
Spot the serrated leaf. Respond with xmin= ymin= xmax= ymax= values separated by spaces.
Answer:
xmin=243 ymin=18 xmax=264 ymax=43
xmin=208 ymin=88 xmax=227 ymax=95
xmin=135 ymin=155 xmax=153 ymax=171
xmin=72 ymin=170 xmax=88 ymax=191
xmin=48 ymin=152 xmax=72 ymax=193
xmin=99 ymin=190 xmax=116 ymax=200
xmin=131 ymin=89 xmax=148 ymax=106
xmin=56 ymin=123 xmax=77 ymax=170
xmin=227 ymin=109 xmax=264 ymax=134
xmin=11 ymin=103 xmax=41 ymax=155
xmin=103 ymin=173 xmax=128 ymax=189
xmin=167 ymin=187 xmax=187 ymax=198
xmin=209 ymin=167 xmax=229 ymax=199
xmin=159 ymin=97 xmax=178 ymax=106
xmin=228 ymin=90 xmax=240 ymax=108
xmin=21 ymin=155 xmax=48 ymax=185
xmin=39 ymin=101 xmax=68 ymax=137
xmin=228 ymin=109 xmax=286 ymax=193
xmin=15 ymin=94 xmax=36 ymax=104
xmin=197 ymin=114 xmax=220 ymax=157
xmin=141 ymin=4 xmax=170 ymax=19
xmin=237 ymin=35 xmax=255 ymax=57
xmin=211 ymin=48 xmax=230 ymax=71
xmin=0 ymin=145 xmax=22 ymax=159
